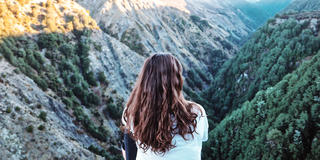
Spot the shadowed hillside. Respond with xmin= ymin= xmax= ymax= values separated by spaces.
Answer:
xmin=202 ymin=11 xmax=320 ymax=126
xmin=203 ymin=50 xmax=320 ymax=160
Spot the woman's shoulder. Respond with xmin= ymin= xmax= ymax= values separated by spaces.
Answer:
xmin=186 ymin=101 xmax=207 ymax=117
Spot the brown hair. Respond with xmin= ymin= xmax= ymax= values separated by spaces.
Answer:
xmin=122 ymin=53 xmax=200 ymax=154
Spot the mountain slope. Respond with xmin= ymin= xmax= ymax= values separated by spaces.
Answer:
xmin=76 ymin=0 xmax=255 ymax=91
xmin=229 ymin=0 xmax=292 ymax=28
xmin=202 ymin=11 xmax=320 ymax=124
xmin=0 ymin=59 xmax=102 ymax=159
xmin=203 ymin=50 xmax=320 ymax=160
xmin=284 ymin=0 xmax=320 ymax=12
xmin=0 ymin=0 xmax=120 ymax=159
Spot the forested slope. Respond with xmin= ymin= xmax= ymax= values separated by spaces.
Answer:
xmin=200 ymin=5 xmax=320 ymax=160
xmin=202 ymin=12 xmax=320 ymax=124
xmin=203 ymin=50 xmax=320 ymax=160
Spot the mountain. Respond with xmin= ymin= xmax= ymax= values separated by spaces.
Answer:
xmin=201 ymin=5 xmax=320 ymax=160
xmin=75 ymin=0 xmax=292 ymax=105
xmin=1 ymin=0 xmax=251 ymax=158
xmin=0 ymin=0 xmax=118 ymax=159
xmin=75 ymin=0 xmax=254 ymax=93
xmin=201 ymin=11 xmax=320 ymax=125
xmin=284 ymin=0 xmax=320 ymax=12
xmin=229 ymin=0 xmax=292 ymax=28
xmin=0 ymin=0 xmax=294 ymax=159
xmin=203 ymin=50 xmax=320 ymax=159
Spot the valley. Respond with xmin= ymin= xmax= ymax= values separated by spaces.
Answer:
xmin=1 ymin=0 xmax=319 ymax=159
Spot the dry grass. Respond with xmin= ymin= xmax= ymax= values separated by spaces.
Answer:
xmin=0 ymin=0 xmax=99 ymax=38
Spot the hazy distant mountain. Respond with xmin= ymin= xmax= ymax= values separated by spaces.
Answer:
xmin=228 ymin=0 xmax=293 ymax=28
xmin=284 ymin=0 xmax=320 ymax=12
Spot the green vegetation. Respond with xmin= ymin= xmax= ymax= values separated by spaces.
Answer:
xmin=190 ymin=15 xmax=212 ymax=32
xmin=88 ymin=145 xmax=111 ymax=159
xmin=15 ymin=106 xmax=21 ymax=112
xmin=99 ymin=23 xmax=119 ymax=39
xmin=6 ymin=107 xmax=12 ymax=113
xmin=120 ymin=28 xmax=146 ymax=56
xmin=0 ymin=29 xmax=120 ymax=157
xmin=105 ymin=103 xmax=122 ymax=119
xmin=88 ymin=145 xmax=122 ymax=160
xmin=202 ymin=18 xmax=320 ymax=122
xmin=73 ymin=106 xmax=110 ymax=142
xmin=26 ymin=125 xmax=34 ymax=133
xmin=98 ymin=71 xmax=107 ymax=84
xmin=38 ymin=125 xmax=45 ymax=131
xmin=203 ymin=51 xmax=320 ymax=160
xmin=38 ymin=111 xmax=47 ymax=122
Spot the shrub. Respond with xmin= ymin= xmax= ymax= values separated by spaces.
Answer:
xmin=26 ymin=53 xmax=41 ymax=70
xmin=26 ymin=125 xmax=33 ymax=133
xmin=13 ymin=68 xmax=20 ymax=74
xmin=0 ymin=43 xmax=16 ymax=65
xmin=106 ymin=103 xmax=121 ymax=119
xmin=81 ymin=57 xmax=90 ymax=73
xmin=17 ymin=48 xmax=26 ymax=58
xmin=36 ymin=103 xmax=42 ymax=109
xmin=38 ymin=111 xmax=47 ymax=122
xmin=37 ymin=33 xmax=62 ymax=50
xmin=59 ymin=43 xmax=75 ymax=57
xmin=34 ymin=51 xmax=45 ymax=64
xmin=190 ymin=15 xmax=201 ymax=23
xmin=6 ymin=107 xmax=12 ymax=113
xmin=34 ymin=76 xmax=48 ymax=91
xmin=62 ymin=97 xmax=73 ymax=108
xmin=97 ymin=71 xmax=107 ymax=83
xmin=88 ymin=145 xmax=112 ymax=159
xmin=72 ymin=84 xmax=88 ymax=104
xmin=38 ymin=125 xmax=45 ymax=131
xmin=70 ymin=73 xmax=81 ymax=85
xmin=93 ymin=42 xmax=102 ymax=52
xmin=87 ymin=93 xmax=100 ymax=105
xmin=73 ymin=106 xmax=109 ymax=141
xmin=85 ymin=71 xmax=97 ymax=86
xmin=77 ymin=39 xmax=90 ymax=57
xmin=15 ymin=106 xmax=21 ymax=112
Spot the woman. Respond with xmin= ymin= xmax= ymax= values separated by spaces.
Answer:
xmin=122 ymin=53 xmax=208 ymax=160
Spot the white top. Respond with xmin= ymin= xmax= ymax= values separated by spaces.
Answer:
xmin=123 ymin=104 xmax=209 ymax=160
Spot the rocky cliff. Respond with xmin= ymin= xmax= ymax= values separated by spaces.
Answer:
xmin=0 ymin=0 xmax=109 ymax=158
xmin=76 ymin=0 xmax=258 ymax=97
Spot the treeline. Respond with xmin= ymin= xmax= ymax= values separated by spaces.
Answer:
xmin=202 ymin=51 xmax=320 ymax=159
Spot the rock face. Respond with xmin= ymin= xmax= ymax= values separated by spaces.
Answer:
xmin=76 ymin=0 xmax=263 ymax=98
xmin=0 ymin=0 xmax=106 ymax=158
xmin=0 ymin=60 xmax=102 ymax=159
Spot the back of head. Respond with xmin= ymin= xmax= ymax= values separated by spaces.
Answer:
xmin=123 ymin=53 xmax=199 ymax=154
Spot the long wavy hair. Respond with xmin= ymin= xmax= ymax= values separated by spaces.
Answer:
xmin=122 ymin=53 xmax=200 ymax=154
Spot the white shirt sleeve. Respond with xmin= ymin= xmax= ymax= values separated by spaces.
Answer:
xmin=121 ymin=107 xmax=127 ymax=126
xmin=195 ymin=104 xmax=209 ymax=142
xmin=200 ymin=115 xmax=209 ymax=141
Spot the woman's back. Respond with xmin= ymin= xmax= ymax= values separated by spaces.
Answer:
xmin=122 ymin=53 xmax=209 ymax=160
xmin=135 ymin=104 xmax=208 ymax=160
